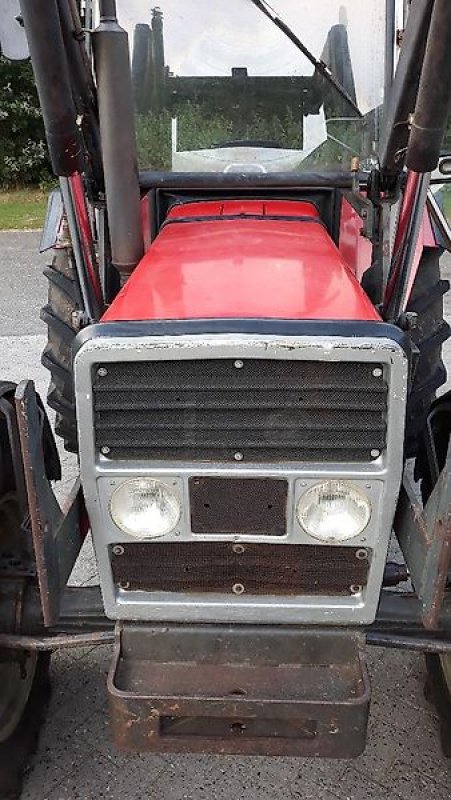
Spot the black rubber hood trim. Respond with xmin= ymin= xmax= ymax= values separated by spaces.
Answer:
xmin=74 ymin=318 xmax=411 ymax=363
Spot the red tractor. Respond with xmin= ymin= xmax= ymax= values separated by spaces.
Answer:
xmin=0 ymin=0 xmax=450 ymax=796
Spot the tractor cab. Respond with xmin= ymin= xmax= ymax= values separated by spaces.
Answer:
xmin=122 ymin=0 xmax=383 ymax=175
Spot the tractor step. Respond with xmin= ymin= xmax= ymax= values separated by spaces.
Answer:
xmin=108 ymin=624 xmax=370 ymax=757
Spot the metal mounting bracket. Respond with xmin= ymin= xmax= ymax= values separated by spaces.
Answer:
xmin=394 ymin=434 xmax=451 ymax=631
xmin=14 ymin=381 xmax=85 ymax=627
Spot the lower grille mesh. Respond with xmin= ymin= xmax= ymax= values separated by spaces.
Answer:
xmin=93 ymin=358 xmax=388 ymax=462
xmin=110 ymin=542 xmax=370 ymax=596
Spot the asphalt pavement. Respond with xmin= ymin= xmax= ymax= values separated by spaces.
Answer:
xmin=0 ymin=231 xmax=449 ymax=800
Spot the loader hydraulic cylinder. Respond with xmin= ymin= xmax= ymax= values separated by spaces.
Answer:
xmin=19 ymin=0 xmax=83 ymax=176
xmin=379 ymin=0 xmax=434 ymax=176
xmin=406 ymin=0 xmax=451 ymax=173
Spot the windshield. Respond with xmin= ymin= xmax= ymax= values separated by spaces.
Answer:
xmin=115 ymin=0 xmax=387 ymax=173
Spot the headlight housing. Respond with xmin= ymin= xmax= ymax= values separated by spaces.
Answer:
xmin=110 ymin=478 xmax=181 ymax=538
xmin=296 ymin=480 xmax=371 ymax=542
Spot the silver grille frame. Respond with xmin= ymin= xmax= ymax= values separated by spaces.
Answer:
xmin=74 ymin=331 xmax=408 ymax=625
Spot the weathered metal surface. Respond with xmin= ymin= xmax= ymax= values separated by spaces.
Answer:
xmin=110 ymin=541 xmax=370 ymax=596
xmin=56 ymin=585 xmax=110 ymax=631
xmin=366 ymin=631 xmax=451 ymax=654
xmin=14 ymin=381 xmax=85 ymax=627
xmin=394 ymin=450 xmax=451 ymax=630
xmin=108 ymin=624 xmax=370 ymax=757
xmin=0 ymin=585 xmax=111 ymax=639
xmin=0 ymin=631 xmax=114 ymax=651
xmin=0 ymin=581 xmax=450 ymax=654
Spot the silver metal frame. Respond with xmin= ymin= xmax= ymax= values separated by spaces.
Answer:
xmin=74 ymin=332 xmax=408 ymax=625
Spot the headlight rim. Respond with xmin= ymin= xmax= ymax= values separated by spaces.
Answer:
xmin=296 ymin=479 xmax=372 ymax=543
xmin=109 ymin=477 xmax=181 ymax=539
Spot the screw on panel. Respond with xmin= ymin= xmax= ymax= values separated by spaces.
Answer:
xmin=372 ymin=367 xmax=383 ymax=378
xmin=119 ymin=581 xmax=131 ymax=590
xmin=234 ymin=452 xmax=244 ymax=462
xmin=232 ymin=583 xmax=245 ymax=595
xmin=350 ymin=584 xmax=363 ymax=595
xmin=230 ymin=721 xmax=247 ymax=735
xmin=370 ymin=449 xmax=380 ymax=459
xmin=234 ymin=360 xmax=244 ymax=369
xmin=355 ymin=549 xmax=368 ymax=561
xmin=97 ymin=367 xmax=108 ymax=377
xmin=232 ymin=544 xmax=245 ymax=554
xmin=329 ymin=724 xmax=339 ymax=735
xmin=101 ymin=446 xmax=111 ymax=455
xmin=112 ymin=545 xmax=124 ymax=556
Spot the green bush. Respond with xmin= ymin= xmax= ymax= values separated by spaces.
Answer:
xmin=0 ymin=56 xmax=51 ymax=187
xmin=135 ymin=103 xmax=303 ymax=169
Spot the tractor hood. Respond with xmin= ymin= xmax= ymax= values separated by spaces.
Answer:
xmin=102 ymin=200 xmax=379 ymax=323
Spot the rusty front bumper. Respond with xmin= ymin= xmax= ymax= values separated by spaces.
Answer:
xmin=108 ymin=624 xmax=370 ymax=757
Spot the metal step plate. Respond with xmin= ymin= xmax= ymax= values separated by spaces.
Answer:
xmin=108 ymin=624 xmax=370 ymax=757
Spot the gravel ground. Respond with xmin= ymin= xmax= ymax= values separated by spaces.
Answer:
xmin=0 ymin=231 xmax=449 ymax=800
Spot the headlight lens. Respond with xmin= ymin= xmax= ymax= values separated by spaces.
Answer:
xmin=110 ymin=478 xmax=181 ymax=538
xmin=296 ymin=480 xmax=371 ymax=542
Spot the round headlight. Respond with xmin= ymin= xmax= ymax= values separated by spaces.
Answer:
xmin=296 ymin=480 xmax=371 ymax=542
xmin=110 ymin=478 xmax=180 ymax=538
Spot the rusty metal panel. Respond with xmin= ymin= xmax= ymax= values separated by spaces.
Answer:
xmin=189 ymin=477 xmax=287 ymax=535
xmin=110 ymin=541 xmax=370 ymax=596
xmin=108 ymin=623 xmax=370 ymax=757
xmin=14 ymin=381 xmax=85 ymax=627
xmin=0 ymin=383 xmax=28 ymax=514
xmin=394 ymin=443 xmax=451 ymax=630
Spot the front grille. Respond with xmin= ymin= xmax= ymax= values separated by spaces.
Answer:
xmin=93 ymin=359 xmax=388 ymax=462
xmin=110 ymin=541 xmax=370 ymax=595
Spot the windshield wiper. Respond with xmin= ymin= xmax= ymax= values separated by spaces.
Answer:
xmin=249 ymin=0 xmax=363 ymax=118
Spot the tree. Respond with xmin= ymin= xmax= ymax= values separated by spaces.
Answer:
xmin=0 ymin=55 xmax=50 ymax=186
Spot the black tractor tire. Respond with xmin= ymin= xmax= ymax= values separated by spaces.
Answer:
xmin=0 ymin=493 xmax=52 ymax=799
xmin=0 ymin=653 xmax=51 ymax=800
xmin=40 ymin=248 xmax=83 ymax=453
xmin=414 ymin=392 xmax=451 ymax=758
xmin=404 ymin=246 xmax=450 ymax=458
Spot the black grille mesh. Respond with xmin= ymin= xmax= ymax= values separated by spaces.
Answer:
xmin=93 ymin=359 xmax=387 ymax=462
xmin=110 ymin=542 xmax=370 ymax=595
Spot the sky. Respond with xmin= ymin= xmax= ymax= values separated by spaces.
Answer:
xmin=116 ymin=0 xmax=388 ymax=113
xmin=0 ymin=0 xmax=29 ymax=59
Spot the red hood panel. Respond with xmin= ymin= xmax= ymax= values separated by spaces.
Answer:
xmin=104 ymin=200 xmax=379 ymax=323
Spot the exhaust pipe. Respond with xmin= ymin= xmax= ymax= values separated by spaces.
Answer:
xmin=92 ymin=0 xmax=144 ymax=283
